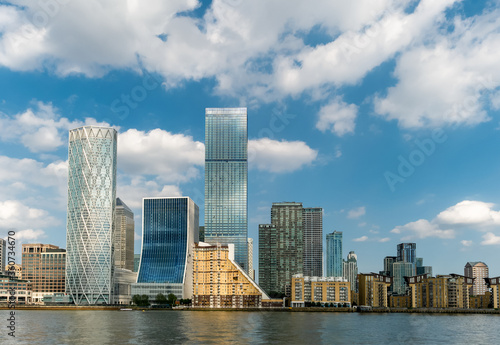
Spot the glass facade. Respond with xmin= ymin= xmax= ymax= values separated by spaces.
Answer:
xmin=66 ymin=126 xmax=117 ymax=305
xmin=205 ymin=107 xmax=248 ymax=271
xmin=303 ymin=208 xmax=323 ymax=277
xmin=113 ymin=198 xmax=135 ymax=271
xmin=326 ymin=231 xmax=343 ymax=277
xmin=136 ymin=197 xmax=199 ymax=299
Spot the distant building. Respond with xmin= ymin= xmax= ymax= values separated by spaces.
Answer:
xmin=66 ymin=126 xmax=117 ymax=305
xmin=392 ymin=261 xmax=414 ymax=295
xmin=133 ymin=254 xmax=140 ymax=273
xmin=259 ymin=202 xmax=304 ymax=296
xmin=114 ymin=198 xmax=134 ymax=271
xmin=0 ymin=239 xmax=6 ymax=275
xmin=343 ymin=251 xmax=358 ymax=293
xmin=248 ymin=238 xmax=255 ymax=280
xmin=193 ymin=243 xmax=269 ymax=308
xmin=4 ymin=264 xmax=22 ymax=279
xmin=464 ymin=261 xmax=489 ymax=296
xmin=204 ymin=107 xmax=248 ymax=271
xmin=383 ymin=256 xmax=397 ymax=277
xmin=199 ymin=226 xmax=205 ymax=242
xmin=21 ymin=244 xmax=66 ymax=304
xmin=485 ymin=277 xmax=500 ymax=309
xmin=358 ymin=273 xmax=392 ymax=307
xmin=0 ymin=274 xmax=32 ymax=304
xmin=416 ymin=257 xmax=432 ymax=276
xmin=303 ymin=208 xmax=323 ymax=277
xmin=326 ymin=231 xmax=342 ymax=277
xmin=133 ymin=197 xmax=199 ymax=301
xmin=114 ymin=268 xmax=137 ymax=305
xmin=291 ymin=274 xmax=350 ymax=307
xmin=406 ymin=274 xmax=474 ymax=308
xmin=397 ymin=243 xmax=417 ymax=267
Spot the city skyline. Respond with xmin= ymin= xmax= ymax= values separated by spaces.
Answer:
xmin=2 ymin=0 xmax=500 ymax=279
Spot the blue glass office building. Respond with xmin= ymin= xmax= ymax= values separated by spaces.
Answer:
xmin=326 ymin=231 xmax=343 ymax=277
xmin=205 ymin=108 xmax=248 ymax=271
xmin=134 ymin=197 xmax=199 ymax=299
xmin=66 ymin=126 xmax=117 ymax=305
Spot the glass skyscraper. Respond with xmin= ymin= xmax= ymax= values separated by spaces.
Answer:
xmin=66 ymin=126 xmax=117 ymax=305
xmin=134 ymin=197 xmax=199 ymax=299
xmin=326 ymin=231 xmax=343 ymax=277
xmin=114 ymin=198 xmax=134 ymax=271
xmin=204 ymin=107 xmax=248 ymax=271
xmin=303 ymin=208 xmax=323 ymax=277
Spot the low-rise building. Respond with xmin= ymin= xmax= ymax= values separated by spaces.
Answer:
xmin=485 ymin=276 xmax=500 ymax=309
xmin=406 ymin=274 xmax=474 ymax=308
xmin=0 ymin=274 xmax=32 ymax=304
xmin=193 ymin=242 xmax=269 ymax=308
xmin=4 ymin=264 xmax=22 ymax=279
xmin=358 ymin=273 xmax=392 ymax=307
xmin=470 ymin=291 xmax=492 ymax=309
xmin=389 ymin=295 xmax=411 ymax=308
xmin=291 ymin=274 xmax=351 ymax=307
xmin=114 ymin=268 xmax=138 ymax=305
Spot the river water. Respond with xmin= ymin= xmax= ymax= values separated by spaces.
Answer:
xmin=1 ymin=310 xmax=499 ymax=344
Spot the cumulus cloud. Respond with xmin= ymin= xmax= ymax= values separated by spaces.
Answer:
xmin=0 ymin=101 xmax=110 ymax=152
xmin=347 ymin=206 xmax=366 ymax=219
xmin=0 ymin=200 xmax=59 ymax=230
xmin=248 ymin=138 xmax=318 ymax=173
xmin=379 ymin=237 xmax=390 ymax=243
xmin=0 ymin=0 xmax=462 ymax=107
xmin=461 ymin=240 xmax=473 ymax=247
xmin=117 ymin=176 xmax=183 ymax=209
xmin=481 ymin=233 xmax=500 ymax=246
xmin=14 ymin=229 xmax=46 ymax=242
xmin=118 ymin=128 xmax=204 ymax=183
xmin=375 ymin=8 xmax=500 ymax=128
xmin=353 ymin=235 xmax=368 ymax=242
xmin=316 ymin=98 xmax=358 ymax=136
xmin=391 ymin=219 xmax=455 ymax=240
xmin=435 ymin=200 xmax=500 ymax=227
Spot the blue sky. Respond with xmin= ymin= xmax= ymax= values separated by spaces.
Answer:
xmin=1 ymin=0 xmax=500 ymax=278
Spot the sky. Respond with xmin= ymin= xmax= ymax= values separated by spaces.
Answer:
xmin=1 ymin=0 xmax=500 ymax=279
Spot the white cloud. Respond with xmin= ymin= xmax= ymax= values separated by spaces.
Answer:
xmin=0 ymin=101 xmax=110 ymax=152
xmin=461 ymin=240 xmax=473 ymax=247
xmin=134 ymin=232 xmax=142 ymax=241
xmin=391 ymin=219 xmax=455 ymax=240
xmin=481 ymin=233 xmax=500 ymax=245
xmin=379 ymin=237 xmax=390 ymax=243
xmin=316 ymin=98 xmax=358 ymax=136
xmin=353 ymin=235 xmax=369 ymax=242
xmin=118 ymin=128 xmax=204 ymax=183
xmin=347 ymin=206 xmax=366 ymax=219
xmin=375 ymin=8 xmax=500 ymax=128
xmin=14 ymin=229 xmax=46 ymax=242
xmin=435 ymin=200 xmax=500 ymax=227
xmin=117 ymin=176 xmax=183 ymax=210
xmin=0 ymin=200 xmax=59 ymax=230
xmin=248 ymin=138 xmax=318 ymax=173
xmin=0 ymin=0 xmax=461 ymax=106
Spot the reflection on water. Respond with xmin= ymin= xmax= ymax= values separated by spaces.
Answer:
xmin=1 ymin=310 xmax=499 ymax=344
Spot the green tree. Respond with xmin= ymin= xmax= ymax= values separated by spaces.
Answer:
xmin=156 ymin=293 xmax=167 ymax=304
xmin=132 ymin=294 xmax=150 ymax=306
xmin=167 ymin=293 xmax=177 ymax=306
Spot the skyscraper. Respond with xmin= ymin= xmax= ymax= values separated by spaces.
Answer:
xmin=303 ymin=208 xmax=323 ymax=277
xmin=205 ymin=107 xmax=248 ymax=271
xmin=134 ymin=197 xmax=199 ymax=300
xmin=464 ymin=261 xmax=489 ymax=296
xmin=397 ymin=243 xmax=417 ymax=267
xmin=66 ymin=126 xmax=117 ymax=305
xmin=392 ymin=261 xmax=414 ymax=295
xmin=113 ymin=198 xmax=134 ymax=271
xmin=343 ymin=251 xmax=358 ymax=293
xmin=326 ymin=231 xmax=343 ymax=277
xmin=259 ymin=202 xmax=303 ymax=296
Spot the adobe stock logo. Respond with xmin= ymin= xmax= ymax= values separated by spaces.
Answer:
xmin=384 ymin=129 xmax=447 ymax=192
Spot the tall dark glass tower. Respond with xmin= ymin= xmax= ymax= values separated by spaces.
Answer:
xmin=205 ymin=107 xmax=248 ymax=271
xmin=303 ymin=208 xmax=323 ymax=277
xmin=326 ymin=231 xmax=343 ymax=277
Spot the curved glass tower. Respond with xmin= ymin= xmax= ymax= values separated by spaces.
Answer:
xmin=205 ymin=108 xmax=248 ymax=271
xmin=66 ymin=126 xmax=117 ymax=305
xmin=135 ymin=197 xmax=199 ymax=299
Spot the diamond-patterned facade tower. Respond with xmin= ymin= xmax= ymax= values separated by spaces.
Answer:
xmin=66 ymin=126 xmax=117 ymax=305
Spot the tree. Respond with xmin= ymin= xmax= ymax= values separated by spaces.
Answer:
xmin=132 ymin=294 xmax=150 ymax=306
xmin=156 ymin=293 xmax=167 ymax=304
xmin=167 ymin=293 xmax=177 ymax=306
